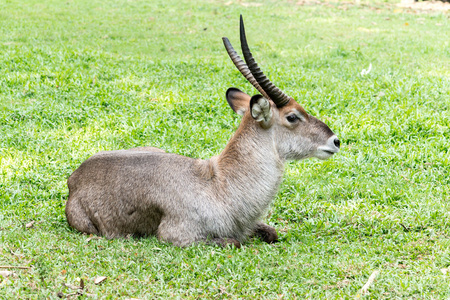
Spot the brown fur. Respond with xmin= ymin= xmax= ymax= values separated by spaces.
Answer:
xmin=66 ymin=89 xmax=339 ymax=247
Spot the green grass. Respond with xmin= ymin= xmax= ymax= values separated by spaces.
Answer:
xmin=1 ymin=0 xmax=449 ymax=298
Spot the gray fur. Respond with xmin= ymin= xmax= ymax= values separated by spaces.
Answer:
xmin=66 ymin=89 xmax=339 ymax=247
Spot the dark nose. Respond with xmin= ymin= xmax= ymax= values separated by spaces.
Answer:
xmin=334 ymin=138 xmax=340 ymax=148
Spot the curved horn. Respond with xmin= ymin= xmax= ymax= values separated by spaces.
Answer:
xmin=239 ymin=15 xmax=292 ymax=107
xmin=222 ymin=37 xmax=270 ymax=100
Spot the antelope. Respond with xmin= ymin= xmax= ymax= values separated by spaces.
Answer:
xmin=65 ymin=16 xmax=340 ymax=248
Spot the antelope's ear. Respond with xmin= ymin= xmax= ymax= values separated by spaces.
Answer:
xmin=226 ymin=88 xmax=251 ymax=116
xmin=250 ymin=95 xmax=272 ymax=125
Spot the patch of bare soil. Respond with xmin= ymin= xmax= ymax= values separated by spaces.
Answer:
xmin=397 ymin=0 xmax=450 ymax=11
xmin=294 ymin=0 xmax=450 ymax=12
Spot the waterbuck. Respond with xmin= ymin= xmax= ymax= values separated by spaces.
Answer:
xmin=65 ymin=16 xmax=340 ymax=247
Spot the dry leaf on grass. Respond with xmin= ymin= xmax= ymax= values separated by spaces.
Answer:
xmin=63 ymin=282 xmax=81 ymax=290
xmin=26 ymin=221 xmax=35 ymax=228
xmin=94 ymin=276 xmax=107 ymax=284
xmin=59 ymin=278 xmax=94 ymax=298
xmin=63 ymin=278 xmax=85 ymax=290
xmin=86 ymin=236 xmax=102 ymax=243
xmin=358 ymin=270 xmax=380 ymax=297
xmin=0 ymin=270 xmax=16 ymax=277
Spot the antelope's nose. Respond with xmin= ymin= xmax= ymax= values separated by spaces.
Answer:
xmin=334 ymin=137 xmax=340 ymax=148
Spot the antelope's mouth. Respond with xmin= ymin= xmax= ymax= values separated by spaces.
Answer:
xmin=315 ymin=148 xmax=338 ymax=160
xmin=322 ymin=150 xmax=336 ymax=155
xmin=317 ymin=145 xmax=339 ymax=155
xmin=316 ymin=136 xmax=340 ymax=160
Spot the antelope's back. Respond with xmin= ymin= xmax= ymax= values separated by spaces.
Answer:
xmin=66 ymin=149 xmax=205 ymax=233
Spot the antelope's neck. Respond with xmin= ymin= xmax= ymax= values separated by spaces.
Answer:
xmin=213 ymin=119 xmax=285 ymax=211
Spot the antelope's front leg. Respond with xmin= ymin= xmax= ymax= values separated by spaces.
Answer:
xmin=251 ymin=222 xmax=278 ymax=244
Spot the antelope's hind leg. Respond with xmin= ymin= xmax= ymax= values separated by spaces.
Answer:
xmin=251 ymin=222 xmax=278 ymax=244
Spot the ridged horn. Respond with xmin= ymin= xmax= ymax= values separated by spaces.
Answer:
xmin=239 ymin=15 xmax=291 ymax=108
xmin=222 ymin=37 xmax=270 ymax=100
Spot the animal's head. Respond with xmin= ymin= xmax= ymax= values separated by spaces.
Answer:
xmin=223 ymin=15 xmax=340 ymax=161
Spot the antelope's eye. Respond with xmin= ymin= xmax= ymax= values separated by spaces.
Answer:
xmin=286 ymin=114 xmax=298 ymax=123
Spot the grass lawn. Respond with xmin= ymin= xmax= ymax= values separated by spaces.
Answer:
xmin=1 ymin=0 xmax=449 ymax=298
